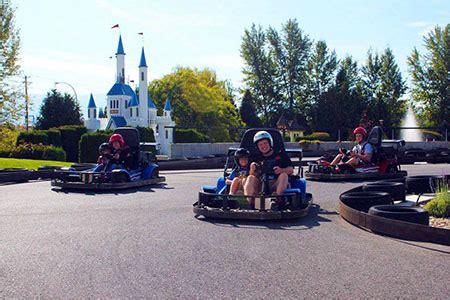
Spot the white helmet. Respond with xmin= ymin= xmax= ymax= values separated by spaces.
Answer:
xmin=253 ymin=131 xmax=273 ymax=148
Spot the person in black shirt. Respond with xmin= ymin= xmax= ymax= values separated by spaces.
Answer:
xmin=243 ymin=131 xmax=293 ymax=197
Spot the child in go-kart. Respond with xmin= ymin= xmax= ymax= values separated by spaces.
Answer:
xmin=107 ymin=133 xmax=133 ymax=170
xmin=94 ymin=142 xmax=112 ymax=172
xmin=330 ymin=127 xmax=373 ymax=167
xmin=226 ymin=148 xmax=253 ymax=195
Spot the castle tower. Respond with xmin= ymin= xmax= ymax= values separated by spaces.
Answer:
xmin=148 ymin=94 xmax=157 ymax=133
xmin=116 ymin=35 xmax=125 ymax=83
xmin=84 ymin=93 xmax=100 ymax=131
xmin=156 ymin=96 xmax=175 ymax=155
xmin=138 ymin=47 xmax=148 ymax=127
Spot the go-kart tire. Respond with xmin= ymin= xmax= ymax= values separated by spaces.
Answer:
xmin=340 ymin=191 xmax=392 ymax=212
xmin=111 ymin=172 xmax=129 ymax=183
xmin=405 ymin=175 xmax=442 ymax=195
xmin=362 ymin=182 xmax=405 ymax=201
xmin=368 ymin=205 xmax=429 ymax=225
xmin=70 ymin=163 xmax=97 ymax=171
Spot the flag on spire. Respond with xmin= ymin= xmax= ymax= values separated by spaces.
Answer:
xmin=111 ymin=24 xmax=119 ymax=29
xmin=138 ymin=32 xmax=144 ymax=35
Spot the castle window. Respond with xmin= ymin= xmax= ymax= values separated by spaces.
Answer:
xmin=130 ymin=108 xmax=132 ymax=117
xmin=110 ymin=100 xmax=113 ymax=109
xmin=88 ymin=110 xmax=90 ymax=119
xmin=125 ymin=101 xmax=128 ymax=109
xmin=136 ymin=107 xmax=139 ymax=117
xmin=141 ymin=72 xmax=144 ymax=81
xmin=166 ymin=130 xmax=168 ymax=139
xmin=94 ymin=109 xmax=96 ymax=118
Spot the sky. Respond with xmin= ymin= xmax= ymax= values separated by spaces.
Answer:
xmin=12 ymin=0 xmax=449 ymax=119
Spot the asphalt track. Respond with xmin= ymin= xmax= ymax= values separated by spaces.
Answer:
xmin=0 ymin=163 xmax=449 ymax=298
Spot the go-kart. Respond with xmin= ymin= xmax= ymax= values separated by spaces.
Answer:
xmin=51 ymin=127 xmax=165 ymax=190
xmin=193 ymin=128 xmax=313 ymax=220
xmin=305 ymin=126 xmax=408 ymax=181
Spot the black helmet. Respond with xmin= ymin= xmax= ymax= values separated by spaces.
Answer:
xmin=234 ymin=148 xmax=250 ymax=159
xmin=99 ymin=142 xmax=111 ymax=153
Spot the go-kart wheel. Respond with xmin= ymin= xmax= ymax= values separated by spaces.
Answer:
xmin=340 ymin=191 xmax=392 ymax=212
xmin=362 ymin=182 xmax=405 ymax=201
xmin=368 ymin=205 xmax=429 ymax=225
xmin=111 ymin=172 xmax=129 ymax=183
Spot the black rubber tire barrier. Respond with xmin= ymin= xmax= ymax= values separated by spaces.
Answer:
xmin=339 ymin=191 xmax=392 ymax=213
xmin=405 ymin=175 xmax=443 ymax=195
xmin=362 ymin=182 xmax=406 ymax=201
xmin=37 ymin=166 xmax=63 ymax=171
xmin=0 ymin=168 xmax=29 ymax=173
xmin=70 ymin=163 xmax=97 ymax=171
xmin=368 ymin=205 xmax=429 ymax=226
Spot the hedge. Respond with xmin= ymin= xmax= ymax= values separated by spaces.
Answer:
xmin=79 ymin=131 xmax=111 ymax=163
xmin=296 ymin=132 xmax=331 ymax=142
xmin=6 ymin=143 xmax=66 ymax=161
xmin=46 ymin=129 xmax=62 ymax=146
xmin=136 ymin=126 xmax=155 ymax=142
xmin=174 ymin=128 xmax=209 ymax=143
xmin=59 ymin=125 xmax=87 ymax=162
xmin=16 ymin=131 xmax=49 ymax=145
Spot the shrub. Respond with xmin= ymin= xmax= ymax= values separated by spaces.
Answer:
xmin=136 ymin=126 xmax=155 ymax=142
xmin=46 ymin=129 xmax=62 ymax=146
xmin=8 ymin=143 xmax=66 ymax=161
xmin=423 ymin=181 xmax=450 ymax=217
xmin=79 ymin=131 xmax=111 ymax=163
xmin=421 ymin=130 xmax=444 ymax=141
xmin=174 ymin=128 xmax=209 ymax=143
xmin=0 ymin=126 xmax=19 ymax=151
xmin=16 ymin=131 xmax=49 ymax=146
xmin=298 ymin=132 xmax=331 ymax=142
xmin=59 ymin=125 xmax=87 ymax=162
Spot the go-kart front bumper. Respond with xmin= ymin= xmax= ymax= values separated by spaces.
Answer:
xmin=51 ymin=176 xmax=166 ymax=190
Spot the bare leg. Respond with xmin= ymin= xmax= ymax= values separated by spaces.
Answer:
xmin=330 ymin=153 xmax=344 ymax=165
xmin=275 ymin=173 xmax=289 ymax=195
xmin=229 ymin=178 xmax=240 ymax=195
xmin=244 ymin=175 xmax=258 ymax=196
xmin=346 ymin=157 xmax=359 ymax=167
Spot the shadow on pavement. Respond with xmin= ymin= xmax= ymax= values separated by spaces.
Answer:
xmin=51 ymin=183 xmax=171 ymax=195
xmin=196 ymin=204 xmax=337 ymax=231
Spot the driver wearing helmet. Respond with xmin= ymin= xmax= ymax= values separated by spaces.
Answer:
xmin=243 ymin=131 xmax=294 ymax=198
xmin=225 ymin=148 xmax=252 ymax=195
xmin=330 ymin=127 xmax=373 ymax=166
xmin=108 ymin=133 xmax=132 ymax=170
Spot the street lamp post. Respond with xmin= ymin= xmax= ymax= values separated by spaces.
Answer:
xmin=54 ymin=81 xmax=78 ymax=103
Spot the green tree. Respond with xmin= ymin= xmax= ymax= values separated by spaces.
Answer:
xmin=361 ymin=48 xmax=406 ymax=127
xmin=306 ymin=40 xmax=338 ymax=129
xmin=407 ymin=24 xmax=449 ymax=126
xmin=239 ymin=89 xmax=262 ymax=127
xmin=267 ymin=19 xmax=312 ymax=114
xmin=0 ymin=0 xmax=23 ymax=124
xmin=35 ymin=89 xmax=83 ymax=129
xmin=241 ymin=24 xmax=279 ymax=126
xmin=148 ymin=67 xmax=242 ymax=142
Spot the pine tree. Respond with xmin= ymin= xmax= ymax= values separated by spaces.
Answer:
xmin=407 ymin=24 xmax=449 ymax=126
xmin=35 ymin=89 xmax=83 ymax=129
xmin=0 ymin=0 xmax=23 ymax=124
xmin=239 ymin=90 xmax=262 ymax=127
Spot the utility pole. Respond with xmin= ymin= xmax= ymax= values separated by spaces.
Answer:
xmin=24 ymin=75 xmax=29 ymax=131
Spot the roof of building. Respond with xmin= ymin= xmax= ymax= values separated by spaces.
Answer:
xmin=148 ymin=94 xmax=156 ymax=109
xmin=116 ymin=35 xmax=125 ymax=55
xmin=276 ymin=114 xmax=289 ymax=129
xmin=164 ymin=97 xmax=172 ymax=111
xmin=108 ymin=116 xmax=128 ymax=128
xmin=107 ymin=83 xmax=136 ymax=97
xmin=129 ymin=92 xmax=139 ymax=107
xmin=87 ymin=93 xmax=96 ymax=108
xmin=139 ymin=47 xmax=147 ymax=67
xmin=288 ymin=119 xmax=306 ymax=131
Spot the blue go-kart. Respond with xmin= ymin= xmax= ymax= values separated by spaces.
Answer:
xmin=193 ymin=129 xmax=313 ymax=220
xmin=51 ymin=127 xmax=165 ymax=190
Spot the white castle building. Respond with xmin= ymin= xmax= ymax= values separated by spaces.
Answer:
xmin=85 ymin=35 xmax=175 ymax=155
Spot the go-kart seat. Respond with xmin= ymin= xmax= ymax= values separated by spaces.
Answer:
xmin=113 ymin=127 xmax=141 ymax=169
xmin=366 ymin=126 xmax=383 ymax=164
xmin=239 ymin=128 xmax=286 ymax=158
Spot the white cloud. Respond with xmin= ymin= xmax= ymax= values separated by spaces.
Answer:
xmin=408 ymin=21 xmax=428 ymax=28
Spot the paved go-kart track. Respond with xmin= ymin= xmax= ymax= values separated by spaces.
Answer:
xmin=1 ymin=164 xmax=449 ymax=298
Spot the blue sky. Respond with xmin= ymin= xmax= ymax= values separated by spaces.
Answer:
xmin=13 ymin=0 xmax=449 ymax=118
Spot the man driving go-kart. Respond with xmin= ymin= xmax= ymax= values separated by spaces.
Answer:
xmin=244 ymin=130 xmax=294 ymax=208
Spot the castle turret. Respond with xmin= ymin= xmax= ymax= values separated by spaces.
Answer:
xmin=138 ymin=47 xmax=148 ymax=127
xmin=85 ymin=93 xmax=100 ymax=132
xmin=116 ymin=35 xmax=125 ymax=84
xmin=163 ymin=97 xmax=172 ymax=118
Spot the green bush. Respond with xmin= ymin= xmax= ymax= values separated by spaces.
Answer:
xmin=0 ymin=126 xmax=19 ymax=151
xmin=421 ymin=130 xmax=444 ymax=141
xmin=46 ymin=129 xmax=62 ymax=146
xmin=297 ymin=132 xmax=331 ymax=142
xmin=424 ymin=182 xmax=450 ymax=217
xmin=16 ymin=131 xmax=49 ymax=146
xmin=79 ymin=131 xmax=111 ymax=163
xmin=174 ymin=128 xmax=209 ymax=143
xmin=8 ymin=143 xmax=66 ymax=161
xmin=136 ymin=126 xmax=155 ymax=142
xmin=59 ymin=125 xmax=87 ymax=162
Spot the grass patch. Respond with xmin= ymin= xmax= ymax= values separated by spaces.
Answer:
xmin=0 ymin=157 xmax=73 ymax=170
xmin=423 ymin=180 xmax=450 ymax=217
